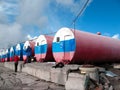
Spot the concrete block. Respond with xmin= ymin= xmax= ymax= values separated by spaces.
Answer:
xmin=96 ymin=66 xmax=106 ymax=72
xmin=22 ymin=62 xmax=52 ymax=81
xmin=4 ymin=62 xmax=83 ymax=86
xmin=4 ymin=62 xmax=14 ymax=70
xmin=79 ymin=67 xmax=99 ymax=82
xmin=35 ymin=69 xmax=41 ymax=79
xmin=113 ymin=64 xmax=120 ymax=69
xmin=22 ymin=66 xmax=29 ymax=73
xmin=4 ymin=61 xmax=24 ymax=72
xmin=0 ymin=62 xmax=4 ymax=67
xmin=39 ymin=69 xmax=51 ymax=81
xmin=30 ymin=67 xmax=37 ymax=76
xmin=65 ymin=73 xmax=89 ymax=90
xmin=38 ymin=63 xmax=52 ymax=81
xmin=50 ymin=64 xmax=80 ymax=85
xmin=17 ymin=61 xmax=24 ymax=72
xmin=51 ymin=68 xmax=66 ymax=85
xmin=22 ymin=64 xmax=34 ymax=75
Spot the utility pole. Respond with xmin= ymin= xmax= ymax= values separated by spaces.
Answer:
xmin=71 ymin=0 xmax=90 ymax=33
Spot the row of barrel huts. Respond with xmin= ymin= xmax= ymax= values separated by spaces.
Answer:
xmin=1 ymin=27 xmax=120 ymax=64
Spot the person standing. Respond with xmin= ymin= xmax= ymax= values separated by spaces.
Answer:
xmin=14 ymin=55 xmax=19 ymax=72
xmin=26 ymin=46 xmax=32 ymax=63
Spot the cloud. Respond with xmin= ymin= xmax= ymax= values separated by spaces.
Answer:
xmin=56 ymin=0 xmax=74 ymax=6
xmin=55 ymin=0 xmax=92 ymax=15
xmin=112 ymin=34 xmax=120 ymax=39
xmin=0 ymin=0 xmax=19 ymax=24
xmin=3 ymin=2 xmax=19 ymax=15
xmin=0 ymin=11 xmax=9 ymax=24
xmin=16 ymin=0 xmax=50 ymax=26
xmin=0 ymin=0 xmax=93 ymax=49
xmin=0 ymin=1 xmax=8 ymax=23
xmin=26 ymin=34 xmax=37 ymax=40
xmin=103 ymin=33 xmax=120 ymax=39
xmin=0 ymin=23 xmax=27 ymax=48
xmin=0 ymin=0 xmax=51 ymax=49
xmin=1 ymin=0 xmax=93 ymax=27
xmin=16 ymin=0 xmax=93 ymax=28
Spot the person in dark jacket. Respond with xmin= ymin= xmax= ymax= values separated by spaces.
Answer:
xmin=14 ymin=55 xmax=19 ymax=72
xmin=26 ymin=46 xmax=32 ymax=63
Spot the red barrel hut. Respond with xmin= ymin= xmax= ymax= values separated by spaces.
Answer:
xmin=52 ymin=27 xmax=120 ymax=64
xmin=34 ymin=35 xmax=54 ymax=62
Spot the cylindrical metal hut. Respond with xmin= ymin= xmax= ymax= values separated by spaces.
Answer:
xmin=1 ymin=50 xmax=6 ymax=62
xmin=34 ymin=35 xmax=54 ymax=62
xmin=0 ymin=52 xmax=2 ymax=62
xmin=9 ymin=46 xmax=15 ymax=61
xmin=15 ymin=43 xmax=24 ymax=61
xmin=23 ymin=40 xmax=35 ymax=61
xmin=52 ymin=27 xmax=120 ymax=64
xmin=5 ymin=49 xmax=9 ymax=62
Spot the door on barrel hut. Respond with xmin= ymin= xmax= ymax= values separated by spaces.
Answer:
xmin=40 ymin=40 xmax=45 ymax=60
xmin=12 ymin=50 xmax=14 ymax=58
xmin=37 ymin=42 xmax=40 ymax=61
xmin=63 ymin=35 xmax=71 ymax=63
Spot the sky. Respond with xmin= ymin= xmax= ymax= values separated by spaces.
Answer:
xmin=0 ymin=0 xmax=120 ymax=49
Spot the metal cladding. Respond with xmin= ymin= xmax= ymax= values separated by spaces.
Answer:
xmin=52 ymin=27 xmax=120 ymax=64
xmin=15 ymin=43 xmax=24 ymax=61
xmin=0 ymin=52 xmax=1 ymax=62
xmin=23 ymin=40 xmax=35 ymax=61
xmin=0 ymin=49 xmax=6 ymax=62
xmin=9 ymin=46 xmax=15 ymax=61
xmin=35 ymin=35 xmax=54 ymax=62
xmin=5 ymin=49 xmax=9 ymax=61
xmin=0 ymin=50 xmax=3 ymax=62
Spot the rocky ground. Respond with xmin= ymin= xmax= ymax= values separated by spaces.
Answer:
xmin=0 ymin=65 xmax=65 ymax=90
xmin=105 ymin=67 xmax=120 ymax=90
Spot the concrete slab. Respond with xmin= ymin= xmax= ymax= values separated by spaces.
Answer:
xmin=51 ymin=68 xmax=66 ymax=85
xmin=0 ymin=62 xmax=4 ymax=67
xmin=4 ymin=62 xmax=14 ymax=70
xmin=4 ymin=61 xmax=24 ymax=72
xmin=50 ymin=64 xmax=80 ymax=85
xmin=22 ymin=62 xmax=53 ymax=81
xmin=65 ymin=73 xmax=89 ymax=90
xmin=4 ymin=62 xmax=82 ymax=86
xmin=113 ymin=64 xmax=120 ymax=69
xmin=79 ymin=67 xmax=99 ymax=82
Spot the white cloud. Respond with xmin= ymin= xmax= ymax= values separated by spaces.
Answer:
xmin=0 ymin=12 xmax=9 ymax=23
xmin=0 ymin=1 xmax=8 ymax=23
xmin=0 ymin=0 xmax=51 ymax=49
xmin=0 ymin=0 xmax=93 ymax=25
xmin=112 ymin=34 xmax=120 ymax=39
xmin=0 ymin=0 xmax=94 ymax=49
xmin=3 ymin=2 xmax=19 ymax=15
xmin=0 ymin=4 xmax=3 ymax=11
xmin=16 ymin=0 xmax=50 ymax=26
xmin=56 ymin=0 xmax=74 ymax=6
xmin=0 ymin=0 xmax=19 ymax=24
xmin=0 ymin=23 xmax=27 ymax=48
xmin=26 ymin=34 xmax=37 ymax=40
xmin=0 ymin=0 xmax=26 ymax=49
xmin=55 ymin=0 xmax=92 ymax=15
xmin=16 ymin=0 xmax=93 ymax=27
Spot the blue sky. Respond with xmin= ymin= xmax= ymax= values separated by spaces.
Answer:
xmin=77 ymin=0 xmax=120 ymax=36
xmin=0 ymin=0 xmax=120 ymax=48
